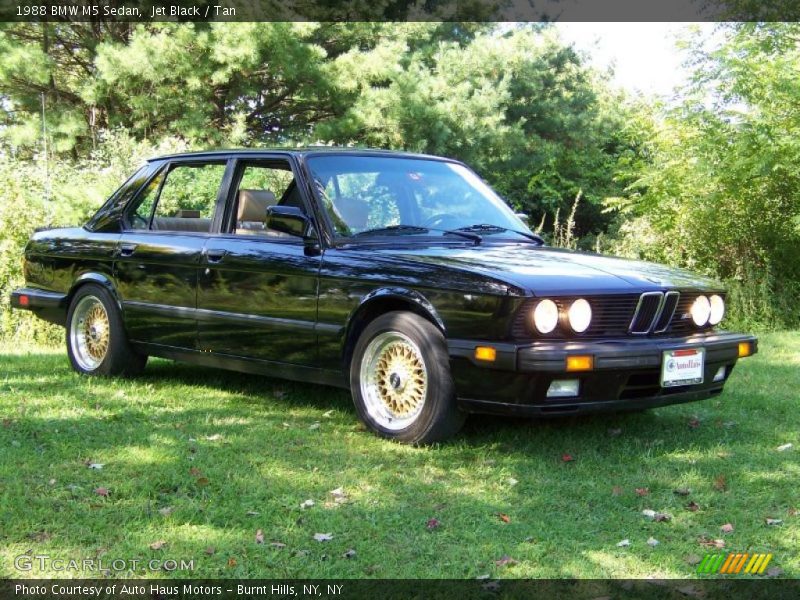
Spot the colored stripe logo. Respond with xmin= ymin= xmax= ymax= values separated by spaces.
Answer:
xmin=697 ymin=553 xmax=773 ymax=574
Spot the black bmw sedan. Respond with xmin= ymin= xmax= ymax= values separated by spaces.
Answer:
xmin=11 ymin=149 xmax=757 ymax=443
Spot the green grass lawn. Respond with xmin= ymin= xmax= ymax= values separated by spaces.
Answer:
xmin=1 ymin=333 xmax=798 ymax=579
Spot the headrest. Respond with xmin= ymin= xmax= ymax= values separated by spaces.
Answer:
xmin=334 ymin=196 xmax=370 ymax=230
xmin=237 ymin=189 xmax=276 ymax=221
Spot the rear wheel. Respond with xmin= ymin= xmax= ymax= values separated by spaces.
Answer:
xmin=350 ymin=311 xmax=466 ymax=444
xmin=66 ymin=284 xmax=147 ymax=377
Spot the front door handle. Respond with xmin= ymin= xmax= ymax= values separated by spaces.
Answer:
xmin=119 ymin=243 xmax=137 ymax=257
xmin=206 ymin=250 xmax=227 ymax=264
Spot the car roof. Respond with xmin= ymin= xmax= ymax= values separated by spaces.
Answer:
xmin=148 ymin=147 xmax=458 ymax=163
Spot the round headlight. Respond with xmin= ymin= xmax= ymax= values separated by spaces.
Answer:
xmin=690 ymin=295 xmax=711 ymax=327
xmin=568 ymin=298 xmax=592 ymax=333
xmin=532 ymin=299 xmax=559 ymax=334
xmin=709 ymin=294 xmax=725 ymax=325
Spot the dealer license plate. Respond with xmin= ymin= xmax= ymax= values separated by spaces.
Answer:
xmin=661 ymin=348 xmax=705 ymax=387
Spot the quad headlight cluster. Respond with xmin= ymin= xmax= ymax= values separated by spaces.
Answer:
xmin=532 ymin=298 xmax=592 ymax=334
xmin=691 ymin=294 xmax=725 ymax=327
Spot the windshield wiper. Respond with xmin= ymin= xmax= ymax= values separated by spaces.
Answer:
xmin=351 ymin=225 xmax=430 ymax=237
xmin=454 ymin=224 xmax=544 ymax=244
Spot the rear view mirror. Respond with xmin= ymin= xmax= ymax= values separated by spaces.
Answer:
xmin=266 ymin=206 xmax=309 ymax=237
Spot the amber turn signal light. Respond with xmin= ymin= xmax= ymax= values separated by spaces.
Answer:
xmin=474 ymin=346 xmax=497 ymax=362
xmin=738 ymin=342 xmax=752 ymax=358
xmin=566 ymin=355 xmax=593 ymax=372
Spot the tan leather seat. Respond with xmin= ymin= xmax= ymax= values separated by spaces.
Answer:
xmin=236 ymin=189 xmax=276 ymax=234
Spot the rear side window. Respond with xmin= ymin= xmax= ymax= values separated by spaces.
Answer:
xmin=127 ymin=162 xmax=226 ymax=233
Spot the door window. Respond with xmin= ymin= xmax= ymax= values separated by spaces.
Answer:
xmin=128 ymin=162 xmax=226 ymax=233
xmin=231 ymin=162 xmax=301 ymax=237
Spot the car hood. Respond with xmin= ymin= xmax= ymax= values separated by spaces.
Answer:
xmin=369 ymin=243 xmax=722 ymax=296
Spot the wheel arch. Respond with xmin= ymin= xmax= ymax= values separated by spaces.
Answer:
xmin=342 ymin=288 xmax=445 ymax=369
xmin=66 ymin=272 xmax=123 ymax=312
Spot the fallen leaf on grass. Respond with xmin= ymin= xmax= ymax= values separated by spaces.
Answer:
xmin=28 ymin=531 xmax=51 ymax=542
xmin=309 ymin=422 xmax=320 ymax=430
xmin=204 ymin=547 xmax=215 ymax=555
xmin=685 ymin=554 xmax=702 ymax=565
xmin=329 ymin=487 xmax=348 ymax=503
xmin=149 ymin=540 xmax=167 ymax=550
xmin=255 ymin=529 xmax=265 ymax=544
xmin=776 ymin=443 xmax=793 ymax=452
xmin=612 ymin=486 xmax=624 ymax=496
xmin=158 ymin=506 xmax=174 ymax=517
xmin=94 ymin=487 xmax=109 ymax=497
xmin=616 ymin=539 xmax=631 ymax=547
xmin=227 ymin=557 xmax=237 ymax=568
xmin=246 ymin=511 xmax=260 ymax=516
xmin=713 ymin=475 xmax=727 ymax=492
xmin=789 ymin=508 xmax=798 ymax=517
xmin=673 ymin=487 xmax=691 ymax=496
xmin=496 ymin=513 xmax=511 ymax=523
xmin=608 ymin=428 xmax=622 ymax=436
xmin=494 ymin=555 xmax=518 ymax=567
xmin=642 ymin=510 xmax=671 ymax=522
xmin=765 ymin=518 xmax=783 ymax=526
xmin=204 ymin=434 xmax=222 ymax=441
xmin=507 ymin=477 xmax=518 ymax=486
xmin=189 ymin=467 xmax=202 ymax=476
xmin=270 ymin=542 xmax=286 ymax=549
xmin=196 ymin=477 xmax=209 ymax=487
xmin=687 ymin=501 xmax=700 ymax=512
xmin=342 ymin=549 xmax=356 ymax=558
xmin=635 ymin=487 xmax=650 ymax=497
xmin=426 ymin=518 xmax=441 ymax=530
xmin=300 ymin=499 xmax=315 ymax=509
xmin=647 ymin=537 xmax=659 ymax=547
xmin=322 ymin=410 xmax=334 ymax=418
xmin=698 ymin=537 xmax=725 ymax=548
xmin=313 ymin=533 xmax=333 ymax=542
xmin=87 ymin=463 xmax=104 ymax=470
xmin=720 ymin=523 xmax=734 ymax=534
xmin=561 ymin=453 xmax=575 ymax=462
xmin=688 ymin=417 xmax=701 ymax=429
xmin=48 ymin=478 xmax=56 ymax=485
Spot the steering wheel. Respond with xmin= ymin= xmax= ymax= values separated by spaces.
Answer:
xmin=422 ymin=213 xmax=460 ymax=229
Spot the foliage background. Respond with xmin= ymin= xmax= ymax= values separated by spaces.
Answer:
xmin=1 ymin=22 xmax=798 ymax=342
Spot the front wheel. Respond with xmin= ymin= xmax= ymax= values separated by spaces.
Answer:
xmin=66 ymin=283 xmax=147 ymax=377
xmin=350 ymin=311 xmax=466 ymax=444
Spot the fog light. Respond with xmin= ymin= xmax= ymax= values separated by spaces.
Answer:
xmin=547 ymin=379 xmax=580 ymax=398
xmin=474 ymin=346 xmax=496 ymax=362
xmin=713 ymin=366 xmax=727 ymax=382
xmin=566 ymin=355 xmax=593 ymax=372
xmin=738 ymin=342 xmax=752 ymax=357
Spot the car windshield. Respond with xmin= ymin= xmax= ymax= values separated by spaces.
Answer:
xmin=306 ymin=155 xmax=533 ymax=240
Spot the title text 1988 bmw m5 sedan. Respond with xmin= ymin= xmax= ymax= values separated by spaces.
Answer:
xmin=11 ymin=149 xmax=757 ymax=443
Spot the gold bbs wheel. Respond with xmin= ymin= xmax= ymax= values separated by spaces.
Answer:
xmin=359 ymin=331 xmax=428 ymax=431
xmin=69 ymin=295 xmax=110 ymax=371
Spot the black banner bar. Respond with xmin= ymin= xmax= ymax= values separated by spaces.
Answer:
xmin=1 ymin=0 xmax=799 ymax=23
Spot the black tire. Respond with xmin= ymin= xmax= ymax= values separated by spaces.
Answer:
xmin=66 ymin=283 xmax=147 ymax=377
xmin=349 ymin=311 xmax=466 ymax=444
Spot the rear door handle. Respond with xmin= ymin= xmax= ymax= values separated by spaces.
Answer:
xmin=206 ymin=250 xmax=227 ymax=264
xmin=119 ymin=243 xmax=137 ymax=257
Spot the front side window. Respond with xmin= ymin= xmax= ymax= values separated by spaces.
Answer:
xmin=306 ymin=155 xmax=530 ymax=239
xmin=231 ymin=161 xmax=303 ymax=238
xmin=127 ymin=162 xmax=226 ymax=233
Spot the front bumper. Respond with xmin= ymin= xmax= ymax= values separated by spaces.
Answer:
xmin=447 ymin=332 xmax=757 ymax=417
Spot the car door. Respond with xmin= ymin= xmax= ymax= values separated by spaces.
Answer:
xmin=115 ymin=159 xmax=232 ymax=348
xmin=197 ymin=156 xmax=322 ymax=365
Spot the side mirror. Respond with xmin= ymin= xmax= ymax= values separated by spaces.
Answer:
xmin=266 ymin=205 xmax=309 ymax=238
